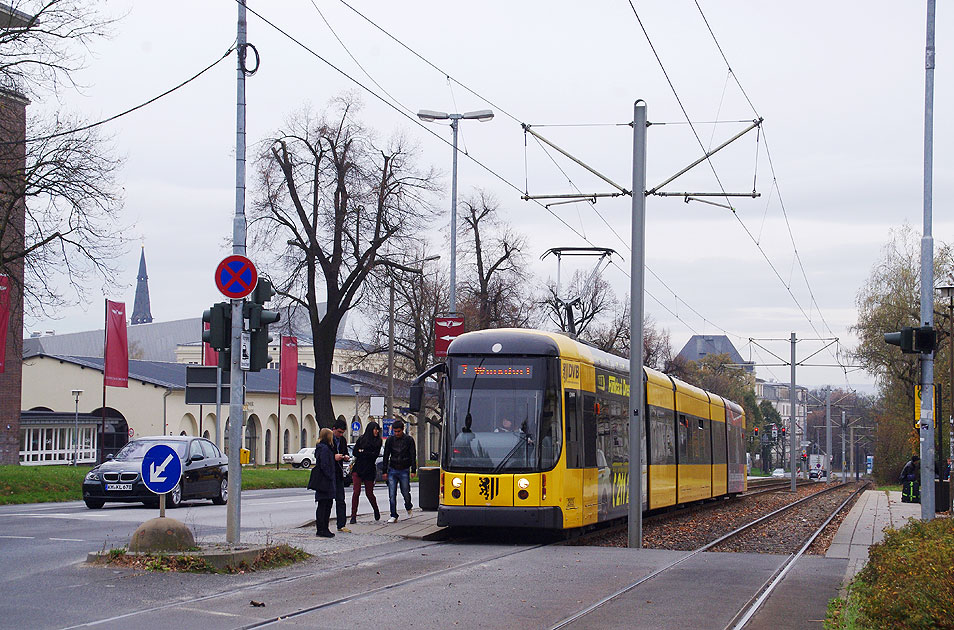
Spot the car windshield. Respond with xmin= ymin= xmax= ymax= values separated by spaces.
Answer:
xmin=113 ymin=440 xmax=187 ymax=461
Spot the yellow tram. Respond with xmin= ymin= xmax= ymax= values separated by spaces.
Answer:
xmin=433 ymin=328 xmax=747 ymax=530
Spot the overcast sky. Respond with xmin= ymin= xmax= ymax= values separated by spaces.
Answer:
xmin=23 ymin=1 xmax=954 ymax=390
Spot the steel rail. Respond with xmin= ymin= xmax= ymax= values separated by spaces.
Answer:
xmin=550 ymin=482 xmax=863 ymax=630
xmin=725 ymin=483 xmax=869 ymax=630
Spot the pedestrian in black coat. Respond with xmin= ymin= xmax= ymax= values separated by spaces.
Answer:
xmin=331 ymin=418 xmax=352 ymax=532
xmin=308 ymin=428 xmax=336 ymax=537
xmin=350 ymin=421 xmax=382 ymax=523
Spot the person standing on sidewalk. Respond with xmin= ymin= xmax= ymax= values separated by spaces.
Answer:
xmin=331 ymin=418 xmax=352 ymax=533
xmin=382 ymin=419 xmax=416 ymax=523
xmin=308 ymin=428 xmax=336 ymax=538
xmin=350 ymin=421 xmax=383 ymax=523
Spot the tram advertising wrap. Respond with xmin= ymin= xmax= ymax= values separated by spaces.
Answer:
xmin=436 ymin=328 xmax=748 ymax=530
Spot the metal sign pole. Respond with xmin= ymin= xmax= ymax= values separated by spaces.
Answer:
xmin=159 ymin=492 xmax=165 ymax=519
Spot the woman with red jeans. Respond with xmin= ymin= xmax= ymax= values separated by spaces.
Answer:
xmin=350 ymin=421 xmax=382 ymax=523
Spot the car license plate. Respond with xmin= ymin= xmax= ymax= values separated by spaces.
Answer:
xmin=105 ymin=483 xmax=132 ymax=491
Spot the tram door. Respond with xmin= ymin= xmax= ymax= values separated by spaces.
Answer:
xmin=563 ymin=389 xmax=584 ymax=528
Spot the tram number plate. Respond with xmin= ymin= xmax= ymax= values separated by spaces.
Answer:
xmin=106 ymin=483 xmax=132 ymax=491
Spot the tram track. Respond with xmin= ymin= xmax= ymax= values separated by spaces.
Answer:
xmin=549 ymin=482 xmax=868 ymax=630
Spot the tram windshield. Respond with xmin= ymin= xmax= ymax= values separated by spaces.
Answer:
xmin=444 ymin=356 xmax=561 ymax=472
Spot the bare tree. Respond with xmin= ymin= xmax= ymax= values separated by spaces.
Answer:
xmin=249 ymin=96 xmax=438 ymax=426
xmin=0 ymin=1 xmax=126 ymax=318
xmin=456 ymin=189 xmax=534 ymax=330
xmin=542 ymin=268 xmax=616 ymax=338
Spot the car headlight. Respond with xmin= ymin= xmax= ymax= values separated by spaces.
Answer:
xmin=451 ymin=477 xmax=463 ymax=488
xmin=517 ymin=478 xmax=530 ymax=490
xmin=85 ymin=470 xmax=100 ymax=481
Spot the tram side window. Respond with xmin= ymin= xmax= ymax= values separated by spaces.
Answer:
xmin=649 ymin=405 xmax=676 ymax=465
xmin=564 ymin=390 xmax=583 ymax=468
xmin=677 ymin=413 xmax=688 ymax=464
xmin=582 ymin=393 xmax=597 ymax=468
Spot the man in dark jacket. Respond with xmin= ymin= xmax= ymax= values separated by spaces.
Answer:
xmin=900 ymin=455 xmax=920 ymax=482
xmin=331 ymin=418 xmax=352 ymax=532
xmin=382 ymin=419 xmax=416 ymax=522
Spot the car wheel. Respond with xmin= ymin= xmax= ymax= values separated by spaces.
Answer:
xmin=212 ymin=477 xmax=228 ymax=505
xmin=84 ymin=498 xmax=104 ymax=509
xmin=291 ymin=462 xmax=300 ymax=469
xmin=300 ymin=458 xmax=311 ymax=469
xmin=167 ymin=482 xmax=182 ymax=508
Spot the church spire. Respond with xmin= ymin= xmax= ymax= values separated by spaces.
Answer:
xmin=130 ymin=246 xmax=153 ymax=325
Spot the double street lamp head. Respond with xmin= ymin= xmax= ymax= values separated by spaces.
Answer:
xmin=937 ymin=284 xmax=954 ymax=300
xmin=417 ymin=109 xmax=494 ymax=123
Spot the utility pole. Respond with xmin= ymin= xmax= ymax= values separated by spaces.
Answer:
xmin=789 ymin=333 xmax=797 ymax=491
xmin=841 ymin=411 xmax=846 ymax=482
xmin=227 ymin=0 xmax=250 ymax=544
xmin=826 ymin=388 xmax=832 ymax=484
xmin=628 ymin=100 xmax=647 ymax=549
xmin=918 ymin=0 xmax=937 ymax=520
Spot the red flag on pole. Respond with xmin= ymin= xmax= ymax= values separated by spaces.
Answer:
xmin=0 ymin=275 xmax=10 ymax=373
xmin=104 ymin=300 xmax=128 ymax=388
xmin=279 ymin=336 xmax=298 ymax=405
xmin=203 ymin=321 xmax=218 ymax=366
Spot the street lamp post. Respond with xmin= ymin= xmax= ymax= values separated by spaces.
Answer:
xmin=352 ymin=383 xmax=361 ymax=429
xmin=416 ymin=109 xmax=493 ymax=313
xmin=71 ymin=389 xmax=83 ymax=465
xmin=380 ymin=256 xmax=440 ymax=418
xmin=937 ymin=284 xmax=954 ymax=507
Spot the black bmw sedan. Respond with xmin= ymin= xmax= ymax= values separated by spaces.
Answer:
xmin=82 ymin=435 xmax=228 ymax=509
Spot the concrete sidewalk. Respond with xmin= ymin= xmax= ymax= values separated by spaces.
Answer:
xmin=825 ymin=489 xmax=922 ymax=587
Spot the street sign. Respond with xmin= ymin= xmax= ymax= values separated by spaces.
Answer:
xmin=141 ymin=444 xmax=182 ymax=495
xmin=128 ymin=427 xmax=134 ymax=438
xmin=185 ymin=365 xmax=231 ymax=404
xmin=382 ymin=417 xmax=394 ymax=438
xmin=434 ymin=316 xmax=465 ymax=357
xmin=351 ymin=420 xmax=361 ymax=433
xmin=215 ymin=255 xmax=258 ymax=299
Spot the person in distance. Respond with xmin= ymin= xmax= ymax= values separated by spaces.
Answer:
xmin=331 ymin=418 xmax=352 ymax=533
xmin=350 ymin=421 xmax=382 ymax=523
xmin=899 ymin=455 xmax=920 ymax=483
xmin=382 ymin=419 xmax=416 ymax=523
xmin=308 ymin=428 xmax=336 ymax=538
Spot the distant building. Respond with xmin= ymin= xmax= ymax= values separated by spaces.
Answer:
xmin=677 ymin=335 xmax=754 ymax=373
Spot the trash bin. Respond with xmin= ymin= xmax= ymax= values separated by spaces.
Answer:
xmin=418 ymin=466 xmax=440 ymax=511
xmin=936 ymin=480 xmax=950 ymax=512
xmin=240 ymin=448 xmax=250 ymax=465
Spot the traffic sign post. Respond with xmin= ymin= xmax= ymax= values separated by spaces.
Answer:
xmin=435 ymin=316 xmax=464 ymax=357
xmin=215 ymin=255 xmax=258 ymax=300
xmin=141 ymin=444 xmax=182 ymax=518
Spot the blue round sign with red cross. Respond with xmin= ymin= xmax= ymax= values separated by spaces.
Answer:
xmin=215 ymin=255 xmax=258 ymax=299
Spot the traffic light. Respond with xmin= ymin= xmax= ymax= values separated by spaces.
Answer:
xmin=885 ymin=326 xmax=936 ymax=354
xmin=245 ymin=279 xmax=280 ymax=372
xmin=202 ymin=302 xmax=230 ymax=351
xmin=753 ymin=426 xmax=759 ymax=437
xmin=202 ymin=302 xmax=232 ymax=371
xmin=780 ymin=426 xmax=786 ymax=437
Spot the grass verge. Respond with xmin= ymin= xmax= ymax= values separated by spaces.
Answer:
xmin=1 ymin=464 xmax=310 ymax=504
xmin=92 ymin=543 xmax=310 ymax=573
xmin=825 ymin=517 xmax=954 ymax=629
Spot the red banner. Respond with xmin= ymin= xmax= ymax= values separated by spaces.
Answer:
xmin=104 ymin=300 xmax=128 ymax=388
xmin=0 ymin=275 xmax=10 ymax=373
xmin=279 ymin=335 xmax=298 ymax=405
xmin=202 ymin=321 xmax=218 ymax=366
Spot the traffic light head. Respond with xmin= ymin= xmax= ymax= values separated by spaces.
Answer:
xmin=753 ymin=427 xmax=758 ymax=435
xmin=885 ymin=326 xmax=935 ymax=354
xmin=248 ymin=328 xmax=274 ymax=372
xmin=250 ymin=278 xmax=276 ymax=305
xmin=201 ymin=302 xmax=231 ymax=351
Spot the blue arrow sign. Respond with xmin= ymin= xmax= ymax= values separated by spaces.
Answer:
xmin=141 ymin=444 xmax=183 ymax=495
xmin=351 ymin=421 xmax=361 ymax=433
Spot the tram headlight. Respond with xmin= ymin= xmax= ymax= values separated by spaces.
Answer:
xmin=452 ymin=477 xmax=463 ymax=488
xmin=517 ymin=477 xmax=530 ymax=490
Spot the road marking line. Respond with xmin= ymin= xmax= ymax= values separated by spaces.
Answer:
xmin=49 ymin=537 xmax=84 ymax=542
xmin=0 ymin=535 xmax=34 ymax=539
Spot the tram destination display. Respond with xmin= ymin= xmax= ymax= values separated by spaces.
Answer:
xmin=455 ymin=364 xmax=533 ymax=378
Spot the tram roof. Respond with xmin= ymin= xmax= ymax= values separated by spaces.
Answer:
xmin=447 ymin=328 xmax=628 ymax=373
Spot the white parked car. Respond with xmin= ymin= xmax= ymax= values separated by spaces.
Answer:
xmin=282 ymin=447 xmax=316 ymax=468
xmin=771 ymin=468 xmax=786 ymax=478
